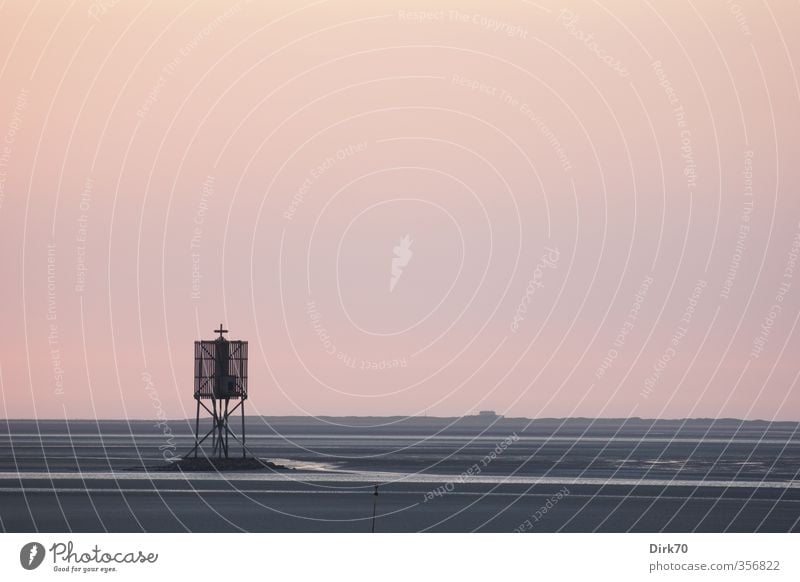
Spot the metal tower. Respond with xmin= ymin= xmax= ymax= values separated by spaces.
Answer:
xmin=187 ymin=324 xmax=248 ymax=459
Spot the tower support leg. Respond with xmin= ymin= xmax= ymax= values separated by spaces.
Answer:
xmin=194 ymin=399 xmax=200 ymax=459
xmin=224 ymin=399 xmax=230 ymax=459
xmin=211 ymin=399 xmax=218 ymax=457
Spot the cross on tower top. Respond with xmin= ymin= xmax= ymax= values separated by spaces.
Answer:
xmin=215 ymin=323 xmax=228 ymax=339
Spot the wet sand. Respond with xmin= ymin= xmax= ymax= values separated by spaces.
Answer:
xmin=1 ymin=418 xmax=798 ymax=532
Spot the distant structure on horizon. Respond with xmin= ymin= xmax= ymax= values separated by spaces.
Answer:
xmin=187 ymin=324 xmax=249 ymax=459
xmin=477 ymin=410 xmax=503 ymax=419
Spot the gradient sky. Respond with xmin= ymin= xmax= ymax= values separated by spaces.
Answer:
xmin=1 ymin=0 xmax=799 ymax=421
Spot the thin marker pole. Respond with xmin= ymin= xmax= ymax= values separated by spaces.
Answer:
xmin=371 ymin=484 xmax=379 ymax=533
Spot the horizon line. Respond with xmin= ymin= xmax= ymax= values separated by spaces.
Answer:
xmin=2 ymin=415 xmax=799 ymax=423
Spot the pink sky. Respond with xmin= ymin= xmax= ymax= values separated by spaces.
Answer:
xmin=1 ymin=0 xmax=799 ymax=420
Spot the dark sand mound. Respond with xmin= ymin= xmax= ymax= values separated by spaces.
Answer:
xmin=150 ymin=457 xmax=293 ymax=472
